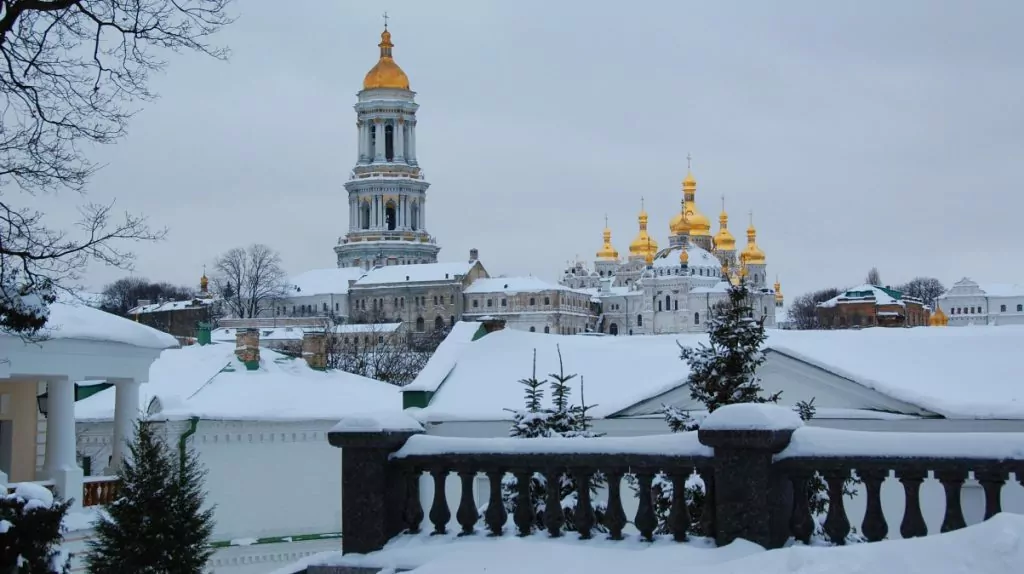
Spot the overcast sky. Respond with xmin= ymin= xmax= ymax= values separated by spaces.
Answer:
xmin=34 ymin=0 xmax=1024 ymax=298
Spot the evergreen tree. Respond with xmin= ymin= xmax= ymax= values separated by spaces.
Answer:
xmin=86 ymin=421 xmax=215 ymax=573
xmin=502 ymin=346 xmax=605 ymax=534
xmin=0 ymin=483 xmax=71 ymax=573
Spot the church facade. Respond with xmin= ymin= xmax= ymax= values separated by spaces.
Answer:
xmin=334 ymin=27 xmax=440 ymax=270
xmin=561 ymin=170 xmax=782 ymax=335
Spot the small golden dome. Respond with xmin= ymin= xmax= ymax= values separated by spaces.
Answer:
xmin=741 ymin=217 xmax=766 ymax=265
xmin=200 ymin=273 xmax=209 ymax=291
xmin=681 ymin=171 xmax=711 ymax=237
xmin=629 ymin=207 xmax=659 ymax=260
xmin=714 ymin=207 xmax=736 ymax=251
xmin=679 ymin=247 xmax=689 ymax=265
xmin=596 ymin=226 xmax=619 ymax=261
xmin=363 ymin=29 xmax=410 ymax=91
xmin=774 ymin=278 xmax=784 ymax=304
xmin=683 ymin=171 xmax=697 ymax=189
xmin=929 ymin=305 xmax=949 ymax=327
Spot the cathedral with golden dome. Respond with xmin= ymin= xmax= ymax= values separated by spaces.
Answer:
xmin=334 ymin=25 xmax=440 ymax=269
xmin=562 ymin=165 xmax=782 ymax=335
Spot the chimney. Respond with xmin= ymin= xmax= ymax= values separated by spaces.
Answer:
xmin=302 ymin=331 xmax=328 ymax=371
xmin=479 ymin=316 xmax=506 ymax=335
xmin=235 ymin=328 xmax=260 ymax=370
xmin=469 ymin=248 xmax=479 ymax=263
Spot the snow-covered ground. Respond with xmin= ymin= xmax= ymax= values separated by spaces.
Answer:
xmin=272 ymin=512 xmax=1024 ymax=574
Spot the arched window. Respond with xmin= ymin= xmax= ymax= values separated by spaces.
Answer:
xmin=410 ymin=202 xmax=419 ymax=230
xmin=415 ymin=317 xmax=425 ymax=332
xmin=1018 ymin=304 xmax=1023 ymax=312
xmin=529 ymin=297 xmax=536 ymax=306
xmin=450 ymin=315 xmax=456 ymax=328
xmin=544 ymin=297 xmax=551 ymax=306
xmin=674 ymin=300 xmax=678 ymax=311
xmin=385 ymin=201 xmax=397 ymax=231
xmin=665 ymin=295 xmax=671 ymax=310
xmin=544 ymin=326 xmax=550 ymax=334
xmin=360 ymin=201 xmax=371 ymax=229
xmin=637 ymin=314 xmax=643 ymax=327
xmin=384 ymin=124 xmax=394 ymax=161
xmin=658 ymin=301 xmax=662 ymax=311
xmin=434 ymin=316 xmax=444 ymax=331
xmin=529 ymin=326 xmax=536 ymax=332
xmin=694 ymin=312 xmax=700 ymax=325
xmin=609 ymin=323 xmax=619 ymax=336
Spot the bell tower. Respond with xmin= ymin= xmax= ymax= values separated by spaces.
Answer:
xmin=335 ymin=22 xmax=440 ymax=270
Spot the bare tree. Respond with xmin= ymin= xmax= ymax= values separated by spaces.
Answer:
xmin=0 ymin=0 xmax=234 ymax=336
xmin=326 ymin=321 xmax=446 ymax=386
xmin=896 ymin=277 xmax=946 ymax=307
xmin=100 ymin=276 xmax=195 ymax=316
xmin=789 ymin=287 xmax=844 ymax=330
xmin=865 ymin=267 xmax=882 ymax=286
xmin=212 ymin=244 xmax=287 ymax=319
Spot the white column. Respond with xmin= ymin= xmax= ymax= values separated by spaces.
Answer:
xmin=408 ymin=122 xmax=417 ymax=164
xmin=356 ymin=122 xmax=364 ymax=162
xmin=43 ymin=377 xmax=83 ymax=509
xmin=111 ymin=379 xmax=141 ymax=474
xmin=394 ymin=120 xmax=405 ymax=162
xmin=373 ymin=121 xmax=384 ymax=162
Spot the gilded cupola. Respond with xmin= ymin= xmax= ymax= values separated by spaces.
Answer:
xmin=713 ymin=197 xmax=736 ymax=251
xmin=596 ymin=217 xmax=619 ymax=261
xmin=682 ymin=171 xmax=711 ymax=237
xmin=774 ymin=277 xmax=784 ymax=304
xmin=629 ymin=203 xmax=659 ymax=261
xmin=741 ymin=214 xmax=766 ymax=265
xmin=929 ymin=305 xmax=949 ymax=327
xmin=363 ymin=27 xmax=410 ymax=91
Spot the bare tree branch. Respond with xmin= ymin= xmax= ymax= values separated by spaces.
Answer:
xmin=211 ymin=243 xmax=286 ymax=319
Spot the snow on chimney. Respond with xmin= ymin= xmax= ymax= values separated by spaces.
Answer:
xmin=469 ymin=248 xmax=479 ymax=262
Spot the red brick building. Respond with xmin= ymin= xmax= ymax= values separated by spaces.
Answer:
xmin=816 ymin=285 xmax=929 ymax=329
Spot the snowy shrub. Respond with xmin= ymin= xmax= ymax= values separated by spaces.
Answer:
xmin=502 ymin=347 xmax=607 ymax=534
xmin=0 ymin=482 xmax=72 ymax=573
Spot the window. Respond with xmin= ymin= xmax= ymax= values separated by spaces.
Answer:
xmin=360 ymin=201 xmax=371 ymax=229
xmin=637 ymin=314 xmax=643 ymax=327
xmin=415 ymin=317 xmax=425 ymax=332
xmin=487 ymin=299 xmax=493 ymax=307
xmin=472 ymin=299 xmax=479 ymax=308
xmin=529 ymin=326 xmax=536 ymax=332
xmin=434 ymin=316 xmax=444 ymax=331
xmin=609 ymin=323 xmax=618 ymax=335
xmin=401 ymin=297 xmax=405 ymax=308
xmin=544 ymin=326 xmax=550 ymax=334
xmin=378 ymin=336 xmax=384 ymax=344
xmin=1001 ymin=305 xmax=1007 ymax=312
xmin=530 ymin=297 xmax=536 ymax=306
xmin=434 ymin=296 xmax=438 ymax=306
xmin=694 ymin=312 xmax=700 ymax=325
xmin=665 ymin=295 xmax=671 ymax=310
xmin=450 ymin=295 xmax=455 ymax=304
xmin=384 ymin=123 xmax=394 ymax=161
xmin=385 ymin=201 xmax=396 ymax=230
xmin=502 ymin=299 xmax=507 ymax=307
xmin=1018 ymin=304 xmax=1023 ymax=312
xmin=674 ymin=300 xmax=678 ymax=311
xmin=658 ymin=301 xmax=662 ymax=312
xmin=544 ymin=297 xmax=551 ymax=306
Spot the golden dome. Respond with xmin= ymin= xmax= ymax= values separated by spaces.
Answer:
xmin=714 ymin=204 xmax=736 ymax=251
xmin=929 ymin=305 xmax=948 ymax=327
xmin=774 ymin=278 xmax=784 ymax=304
xmin=669 ymin=201 xmax=691 ymax=236
xmin=741 ymin=216 xmax=766 ymax=265
xmin=681 ymin=172 xmax=711 ymax=237
xmin=679 ymin=247 xmax=689 ymax=265
xmin=596 ymin=224 xmax=619 ymax=261
xmin=363 ymin=29 xmax=410 ymax=91
xmin=628 ymin=207 xmax=659 ymax=260
xmin=200 ymin=273 xmax=209 ymax=291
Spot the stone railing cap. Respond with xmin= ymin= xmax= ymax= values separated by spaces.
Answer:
xmin=330 ymin=411 xmax=424 ymax=434
xmin=700 ymin=403 xmax=804 ymax=432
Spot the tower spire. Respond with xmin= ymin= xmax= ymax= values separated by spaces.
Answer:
xmin=383 ymin=11 xmax=389 ymax=30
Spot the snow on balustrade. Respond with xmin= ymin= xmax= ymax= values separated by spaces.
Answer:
xmin=392 ymin=432 xmax=713 ymax=458
xmin=778 ymin=426 xmax=1024 ymax=460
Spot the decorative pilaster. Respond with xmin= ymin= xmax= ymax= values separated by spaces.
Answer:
xmin=394 ymin=118 xmax=405 ymax=161
xmin=373 ymin=118 xmax=385 ymax=162
xmin=408 ymin=121 xmax=417 ymax=165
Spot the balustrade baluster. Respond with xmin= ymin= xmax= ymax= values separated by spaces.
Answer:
xmin=697 ymin=466 xmax=715 ymax=537
xmin=543 ymin=468 xmax=565 ymax=537
xmin=788 ymin=472 xmax=814 ymax=544
xmin=896 ymin=468 xmax=927 ymax=538
xmin=456 ymin=470 xmax=479 ymax=536
xmin=935 ymin=469 xmax=967 ymax=533
xmin=572 ymin=468 xmax=596 ymax=539
xmin=403 ymin=467 xmax=424 ymax=534
xmin=858 ymin=468 xmax=888 ymax=542
xmin=513 ymin=470 xmax=535 ymax=536
xmin=976 ymin=470 xmax=1008 ymax=520
xmin=634 ymin=471 xmax=657 ymax=542
xmin=603 ymin=469 xmax=627 ymax=540
xmin=428 ymin=467 xmax=450 ymax=535
xmin=484 ymin=470 xmax=507 ymax=536
xmin=664 ymin=471 xmax=687 ymax=542
xmin=822 ymin=469 xmax=851 ymax=545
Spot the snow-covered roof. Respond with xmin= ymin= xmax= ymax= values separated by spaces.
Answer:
xmin=817 ymin=284 xmax=910 ymax=308
xmin=404 ymin=322 xmax=484 ymax=392
xmin=690 ymin=282 xmax=731 ymax=294
xmin=413 ymin=326 xmax=1024 ymax=421
xmin=288 ymin=267 xmax=367 ymax=297
xmin=978 ymin=283 xmax=1024 ymax=298
xmin=11 ymin=302 xmax=179 ymax=349
xmin=333 ymin=322 xmax=403 ymax=334
xmin=129 ymin=298 xmax=214 ymax=315
xmin=353 ymin=262 xmax=478 ymax=287
xmin=212 ymin=326 xmax=306 ymax=343
xmin=74 ymin=342 xmax=401 ymax=422
xmin=464 ymin=277 xmax=589 ymax=296
xmin=652 ymin=245 xmax=721 ymax=270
